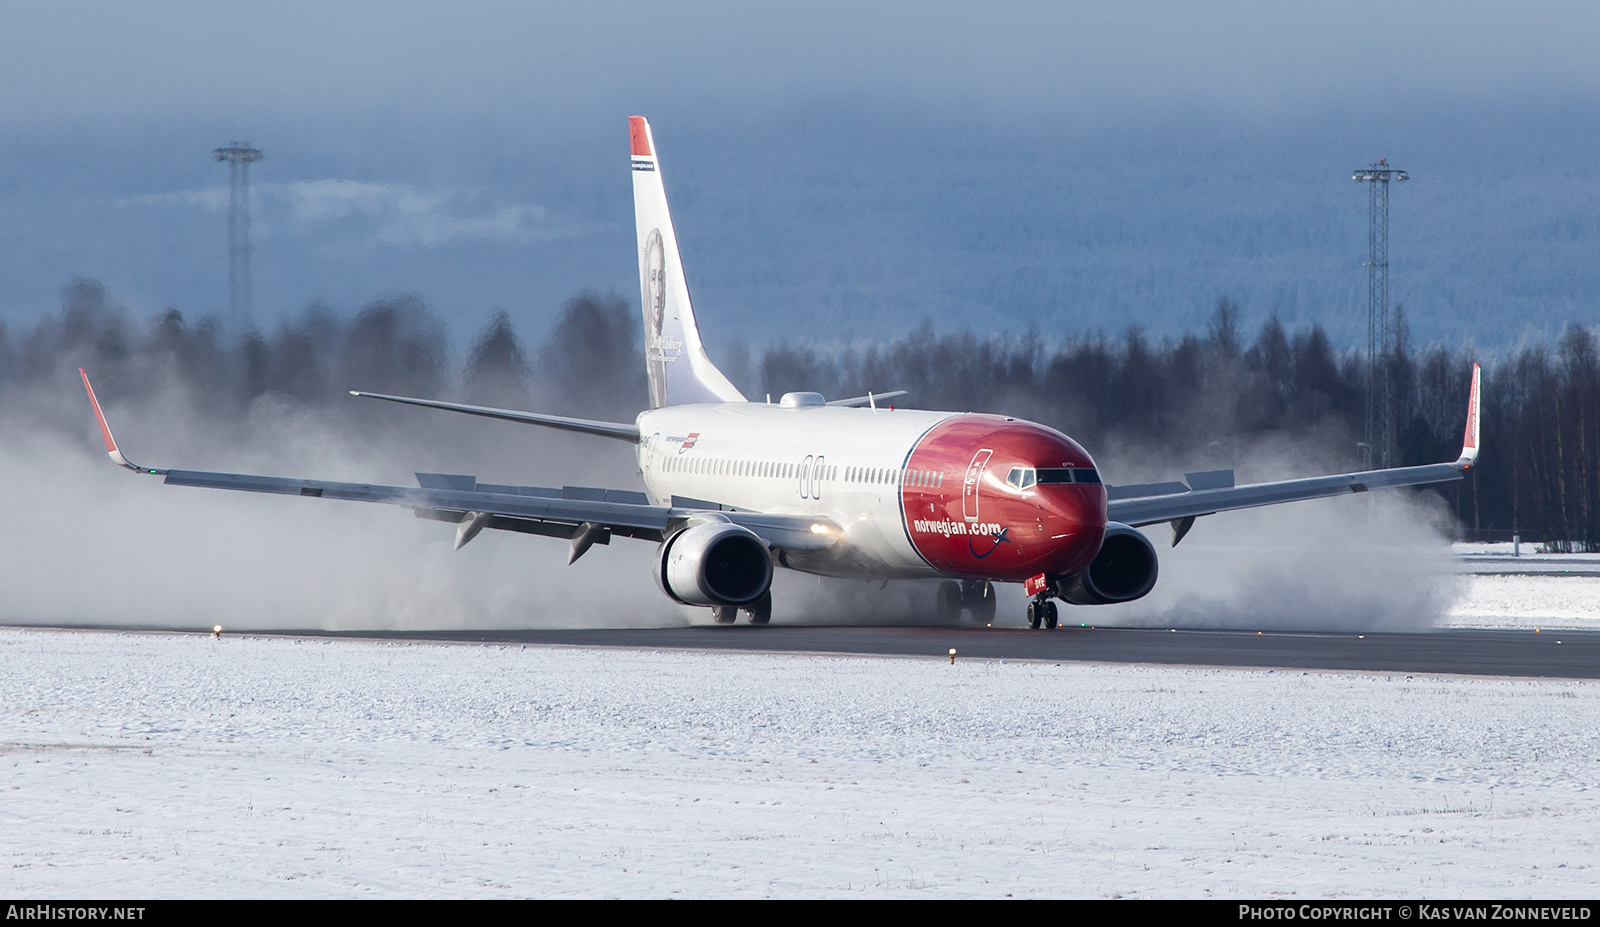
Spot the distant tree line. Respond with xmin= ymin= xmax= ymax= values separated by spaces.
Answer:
xmin=0 ymin=279 xmax=646 ymax=428
xmin=5 ymin=281 xmax=1598 ymax=549
xmin=761 ymin=300 xmax=1600 ymax=550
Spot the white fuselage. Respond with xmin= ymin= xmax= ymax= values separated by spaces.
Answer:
xmin=636 ymin=402 xmax=955 ymax=577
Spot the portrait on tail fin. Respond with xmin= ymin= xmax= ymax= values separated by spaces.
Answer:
xmin=641 ymin=227 xmax=672 ymax=408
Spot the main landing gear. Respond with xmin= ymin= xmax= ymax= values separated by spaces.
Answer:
xmin=935 ymin=580 xmax=997 ymax=625
xmin=1026 ymin=596 xmax=1058 ymax=630
xmin=712 ymin=590 xmax=773 ymax=626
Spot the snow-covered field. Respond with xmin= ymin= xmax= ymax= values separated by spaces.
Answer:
xmin=1444 ymin=575 xmax=1600 ymax=630
xmin=3 ymin=627 xmax=1597 ymax=898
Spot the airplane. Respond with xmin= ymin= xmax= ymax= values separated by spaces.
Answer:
xmin=79 ymin=115 xmax=1483 ymax=630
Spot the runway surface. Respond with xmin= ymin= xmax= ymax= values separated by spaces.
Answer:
xmin=8 ymin=622 xmax=1596 ymax=679
xmin=253 ymin=625 xmax=1600 ymax=679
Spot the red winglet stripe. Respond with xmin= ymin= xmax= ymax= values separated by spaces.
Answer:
xmin=629 ymin=116 xmax=652 ymax=157
xmin=79 ymin=368 xmax=118 ymax=453
xmin=1462 ymin=363 xmax=1480 ymax=452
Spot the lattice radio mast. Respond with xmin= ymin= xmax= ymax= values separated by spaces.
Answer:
xmin=1352 ymin=159 xmax=1407 ymax=470
xmin=214 ymin=142 xmax=264 ymax=328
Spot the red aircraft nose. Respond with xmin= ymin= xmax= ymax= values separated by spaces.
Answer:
xmin=903 ymin=415 xmax=1108 ymax=582
xmin=1031 ymin=480 xmax=1107 ymax=576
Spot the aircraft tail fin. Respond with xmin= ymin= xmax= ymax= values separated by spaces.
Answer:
xmin=631 ymin=116 xmax=745 ymax=409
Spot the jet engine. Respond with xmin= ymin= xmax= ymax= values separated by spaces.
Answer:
xmin=1057 ymin=522 xmax=1159 ymax=605
xmin=656 ymin=521 xmax=774 ymax=606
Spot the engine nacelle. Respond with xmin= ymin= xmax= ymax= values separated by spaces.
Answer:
xmin=656 ymin=521 xmax=774 ymax=606
xmin=1057 ymin=522 xmax=1159 ymax=605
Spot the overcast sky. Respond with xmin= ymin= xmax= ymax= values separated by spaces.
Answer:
xmin=2 ymin=2 xmax=1596 ymax=349
xmin=4 ymin=1 xmax=1596 ymax=124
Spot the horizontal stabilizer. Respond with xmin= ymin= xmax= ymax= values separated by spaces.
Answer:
xmin=828 ymin=390 xmax=909 ymax=407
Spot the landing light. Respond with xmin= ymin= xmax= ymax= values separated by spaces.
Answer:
xmin=809 ymin=524 xmax=830 ymax=534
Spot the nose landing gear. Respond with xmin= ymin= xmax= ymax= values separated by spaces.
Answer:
xmin=1026 ymin=597 xmax=1058 ymax=630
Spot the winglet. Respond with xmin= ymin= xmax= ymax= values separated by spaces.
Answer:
xmin=1454 ymin=363 xmax=1482 ymax=470
xmin=78 ymin=369 xmax=165 ymax=474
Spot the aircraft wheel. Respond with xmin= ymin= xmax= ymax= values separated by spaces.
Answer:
xmin=966 ymin=581 xmax=997 ymax=625
xmin=744 ymin=591 xmax=773 ymax=625
xmin=935 ymin=581 xmax=963 ymax=624
xmin=712 ymin=605 xmax=739 ymax=624
xmin=1043 ymin=601 xmax=1058 ymax=630
xmin=1026 ymin=600 xmax=1042 ymax=630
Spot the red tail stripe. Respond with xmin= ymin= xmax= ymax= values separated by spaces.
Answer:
xmin=629 ymin=116 xmax=652 ymax=157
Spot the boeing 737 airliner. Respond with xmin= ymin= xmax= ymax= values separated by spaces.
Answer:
xmin=81 ymin=116 xmax=1481 ymax=629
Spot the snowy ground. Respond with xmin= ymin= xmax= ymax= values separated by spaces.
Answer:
xmin=1443 ymin=575 xmax=1600 ymax=630
xmin=3 ymin=627 xmax=1597 ymax=898
xmin=1441 ymin=557 xmax=1600 ymax=631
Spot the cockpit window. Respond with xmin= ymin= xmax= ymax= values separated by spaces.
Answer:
xmin=1037 ymin=467 xmax=1101 ymax=484
xmin=1009 ymin=466 xmax=1102 ymax=488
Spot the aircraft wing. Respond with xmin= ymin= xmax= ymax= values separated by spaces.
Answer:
xmin=80 ymin=370 xmax=838 ymax=561
xmin=349 ymin=390 xmax=640 ymax=442
xmin=1107 ymin=363 xmax=1481 ymax=542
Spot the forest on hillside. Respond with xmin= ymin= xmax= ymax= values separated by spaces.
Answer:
xmin=5 ymin=280 xmax=1597 ymax=549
